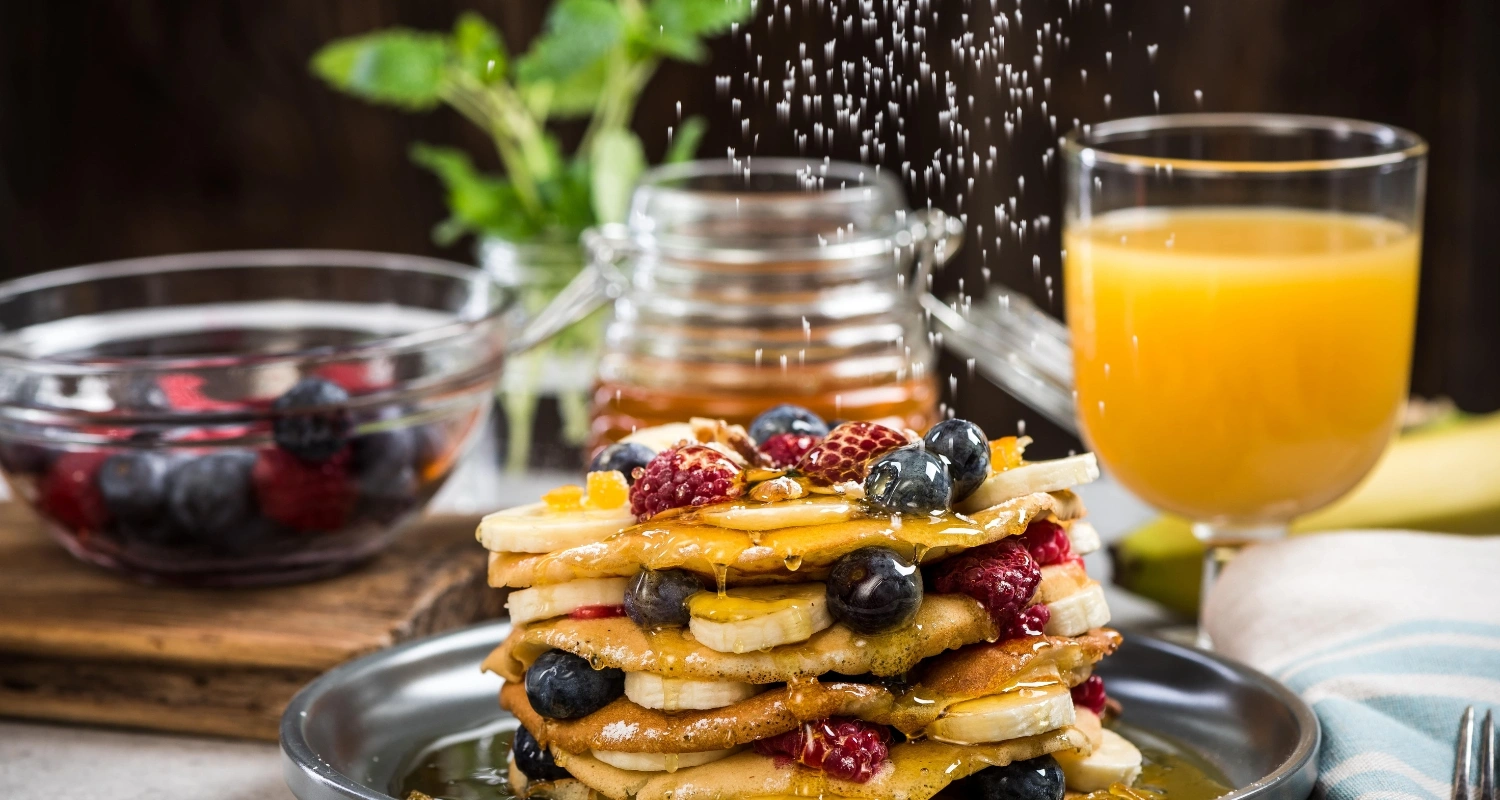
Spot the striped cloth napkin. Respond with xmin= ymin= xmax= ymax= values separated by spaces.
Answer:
xmin=1203 ymin=531 xmax=1500 ymax=800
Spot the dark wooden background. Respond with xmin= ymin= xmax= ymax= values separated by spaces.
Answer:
xmin=0 ymin=1 xmax=1494 ymax=449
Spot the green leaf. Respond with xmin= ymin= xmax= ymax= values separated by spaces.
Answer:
xmin=665 ymin=115 xmax=707 ymax=163
xmin=649 ymin=0 xmax=752 ymax=38
xmin=527 ymin=57 xmax=611 ymax=119
xmin=410 ymin=143 xmax=538 ymax=241
xmin=589 ymin=128 xmax=646 ymax=224
xmin=638 ymin=29 xmax=705 ymax=61
xmin=517 ymin=0 xmax=626 ymax=83
xmin=539 ymin=159 xmax=597 ymax=236
xmin=453 ymin=12 xmax=507 ymax=84
xmin=310 ymin=29 xmax=450 ymax=110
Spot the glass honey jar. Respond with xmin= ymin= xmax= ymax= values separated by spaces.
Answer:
xmin=530 ymin=158 xmax=963 ymax=448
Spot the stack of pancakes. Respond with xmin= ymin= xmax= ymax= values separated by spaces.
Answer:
xmin=478 ymin=419 xmax=1137 ymax=800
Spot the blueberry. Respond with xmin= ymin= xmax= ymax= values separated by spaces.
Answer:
xmin=352 ymin=428 xmax=416 ymax=473
xmin=588 ymin=442 xmax=655 ymax=484
xmin=863 ymin=448 xmax=953 ymax=514
xmin=97 ymin=451 xmax=171 ymax=523
xmin=271 ymin=378 xmax=352 ymax=462
xmin=826 ymin=546 xmax=923 ymax=634
xmin=167 ymin=452 xmax=258 ymax=545
xmin=350 ymin=429 xmax=421 ymax=524
xmin=950 ymin=755 xmax=1065 ymax=800
xmin=524 ymin=650 xmax=624 ymax=720
xmin=923 ymin=419 xmax=991 ymax=502
xmin=748 ymin=404 xmax=830 ymax=445
xmin=512 ymin=724 xmax=571 ymax=782
xmin=359 ymin=465 xmax=420 ymax=525
xmin=624 ymin=569 xmax=705 ymax=628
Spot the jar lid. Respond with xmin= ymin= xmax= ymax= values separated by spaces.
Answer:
xmin=924 ymin=286 xmax=1078 ymax=433
xmin=628 ymin=158 xmax=914 ymax=261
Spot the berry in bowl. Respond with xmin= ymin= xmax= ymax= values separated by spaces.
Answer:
xmin=0 ymin=250 xmax=521 ymax=586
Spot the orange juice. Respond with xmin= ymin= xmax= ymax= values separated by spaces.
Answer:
xmin=1064 ymin=207 xmax=1420 ymax=524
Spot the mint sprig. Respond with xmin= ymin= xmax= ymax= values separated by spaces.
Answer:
xmin=311 ymin=1 xmax=751 ymax=246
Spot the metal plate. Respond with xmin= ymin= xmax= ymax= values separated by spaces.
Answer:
xmin=281 ymin=621 xmax=1319 ymax=800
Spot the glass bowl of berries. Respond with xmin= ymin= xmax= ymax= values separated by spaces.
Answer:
xmin=0 ymin=250 xmax=517 ymax=586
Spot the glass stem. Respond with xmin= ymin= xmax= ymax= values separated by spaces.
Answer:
xmin=1192 ymin=522 xmax=1288 ymax=648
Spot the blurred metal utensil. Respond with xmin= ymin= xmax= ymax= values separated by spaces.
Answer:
xmin=1454 ymin=707 xmax=1497 ymax=800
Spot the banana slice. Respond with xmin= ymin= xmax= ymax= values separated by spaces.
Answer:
xmin=1036 ymin=563 xmax=1091 ymax=604
xmin=1073 ymin=708 xmax=1104 ymax=751
xmin=698 ymin=498 xmax=854 ymax=531
xmin=687 ymin=583 xmax=833 ymax=653
xmin=590 ymin=746 xmax=741 ymax=772
xmin=957 ymin=454 xmax=1100 ymax=513
xmin=622 ymin=423 xmax=698 ymax=454
xmin=1067 ymin=520 xmax=1102 ymax=555
xmin=478 ymin=503 xmax=636 ymax=554
xmin=624 ymin=672 xmax=761 ymax=711
xmin=1054 ymin=728 xmax=1143 ymax=791
xmin=507 ymin=577 xmax=630 ymax=625
xmin=1043 ymin=582 xmax=1112 ymax=637
xmin=926 ymin=684 xmax=1075 ymax=745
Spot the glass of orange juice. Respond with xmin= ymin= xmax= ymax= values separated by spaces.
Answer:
xmin=1061 ymin=114 xmax=1427 ymax=635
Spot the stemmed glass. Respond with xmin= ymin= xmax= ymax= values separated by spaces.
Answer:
xmin=1061 ymin=114 xmax=1427 ymax=640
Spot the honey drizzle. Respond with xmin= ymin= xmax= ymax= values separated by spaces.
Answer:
xmin=517 ymin=495 xmax=1052 ymax=589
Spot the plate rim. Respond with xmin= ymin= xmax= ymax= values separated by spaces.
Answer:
xmin=280 ymin=622 xmax=1321 ymax=800
xmin=1113 ymin=633 xmax=1321 ymax=798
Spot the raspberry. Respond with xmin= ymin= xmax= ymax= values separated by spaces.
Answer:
xmin=1020 ymin=520 xmax=1075 ymax=567
xmin=933 ymin=538 xmax=1041 ymax=633
xmin=1071 ymin=674 xmax=1107 ymax=715
xmin=569 ymin=604 xmax=627 ymax=620
xmin=795 ymin=422 xmax=909 ymax=486
xmin=759 ymin=432 xmax=820 ymax=468
xmin=753 ymin=717 xmax=890 ymax=784
xmin=158 ymin=374 xmax=246 ymax=412
xmin=39 ymin=451 xmax=110 ymax=532
xmin=1005 ymin=603 xmax=1051 ymax=639
xmin=629 ymin=444 xmax=744 ymax=520
xmin=252 ymin=447 xmax=354 ymax=531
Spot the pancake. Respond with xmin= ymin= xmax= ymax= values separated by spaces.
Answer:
xmin=502 ymin=629 xmax=1121 ymax=755
xmin=913 ymin=627 xmax=1121 ymax=700
xmin=550 ymin=728 xmax=1090 ymax=800
xmin=486 ymin=492 xmax=1068 ymax=589
xmin=483 ymin=594 xmax=998 ymax=684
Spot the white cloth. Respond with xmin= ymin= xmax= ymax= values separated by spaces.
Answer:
xmin=1204 ymin=531 xmax=1500 ymax=800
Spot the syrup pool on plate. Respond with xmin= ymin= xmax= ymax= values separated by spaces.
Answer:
xmin=393 ymin=721 xmax=1232 ymax=800
xmin=396 ymin=723 xmax=518 ymax=800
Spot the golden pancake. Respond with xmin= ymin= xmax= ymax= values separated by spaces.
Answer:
xmin=487 ymin=492 xmax=1068 ymax=589
xmin=502 ymin=629 xmax=1120 ymax=755
xmin=550 ymin=728 xmax=1090 ymax=800
xmin=913 ymin=627 xmax=1121 ymax=700
xmin=483 ymin=595 xmax=997 ymax=684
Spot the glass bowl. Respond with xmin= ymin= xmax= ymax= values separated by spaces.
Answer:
xmin=0 ymin=250 xmax=515 ymax=586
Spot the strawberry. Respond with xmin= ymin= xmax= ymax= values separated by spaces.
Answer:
xmin=629 ymin=443 xmax=744 ymax=520
xmin=39 ymin=451 xmax=110 ymax=532
xmin=794 ymin=421 xmax=910 ymax=486
xmin=251 ymin=447 xmax=354 ymax=532
xmin=753 ymin=717 xmax=891 ymax=784
xmin=758 ymin=432 xmax=820 ymax=468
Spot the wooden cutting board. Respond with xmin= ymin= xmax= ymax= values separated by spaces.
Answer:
xmin=0 ymin=504 xmax=504 ymax=740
